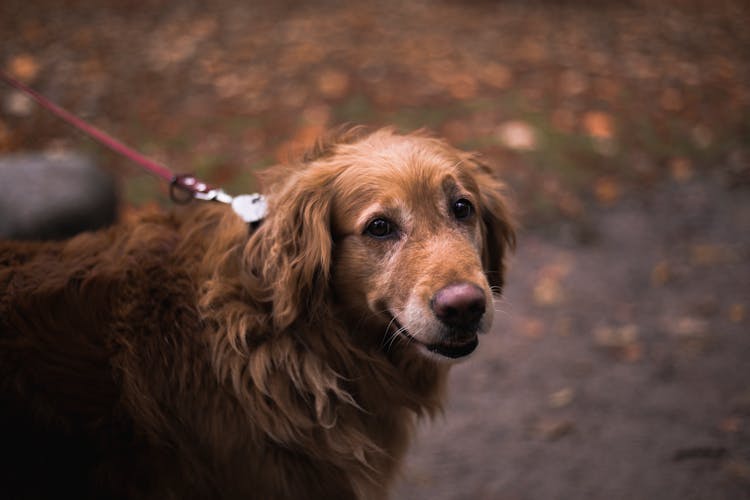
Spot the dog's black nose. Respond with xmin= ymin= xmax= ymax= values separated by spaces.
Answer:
xmin=431 ymin=283 xmax=486 ymax=331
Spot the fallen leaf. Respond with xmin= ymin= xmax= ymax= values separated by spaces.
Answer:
xmin=548 ymin=388 xmax=575 ymax=408
xmin=446 ymin=73 xmax=478 ymax=100
xmin=622 ymin=343 xmax=643 ymax=363
xmin=728 ymin=303 xmax=746 ymax=323
xmin=530 ymin=418 xmax=575 ymax=441
xmin=301 ymin=104 xmax=332 ymax=126
xmin=0 ymin=120 xmax=10 ymax=150
xmin=627 ymin=54 xmax=656 ymax=80
xmin=189 ymin=17 xmax=218 ymax=38
xmin=559 ymin=69 xmax=588 ymax=96
xmin=495 ymin=121 xmax=537 ymax=151
xmin=582 ymin=111 xmax=613 ymax=139
xmin=593 ymin=176 xmax=621 ymax=205
xmin=730 ymin=391 xmax=750 ymax=414
xmin=556 ymin=192 xmax=584 ymax=217
xmin=718 ymin=416 xmax=742 ymax=434
xmin=275 ymin=125 xmax=326 ymax=162
xmin=592 ymin=137 xmax=617 ymax=157
xmin=518 ymin=40 xmax=546 ymax=63
xmin=147 ymin=33 xmax=199 ymax=68
xmin=669 ymin=157 xmax=693 ymax=182
xmin=3 ymin=91 xmax=34 ymax=117
xmin=7 ymin=53 xmax=39 ymax=82
xmin=691 ymin=125 xmax=713 ymax=149
xmin=723 ymin=459 xmax=750 ymax=483
xmin=690 ymin=244 xmax=737 ymax=266
xmin=665 ymin=316 xmax=715 ymax=356
xmin=478 ymin=62 xmax=512 ymax=89
xmin=213 ymin=73 xmax=245 ymax=99
xmin=555 ymin=316 xmax=574 ymax=337
xmin=651 ymin=260 xmax=672 ymax=287
xmin=593 ymin=324 xmax=638 ymax=346
xmin=551 ymin=108 xmax=576 ymax=133
xmin=441 ymin=120 xmax=471 ymax=144
xmin=533 ymin=276 xmax=564 ymax=306
xmin=317 ymin=69 xmax=350 ymax=99
xmin=279 ymin=83 xmax=308 ymax=108
xmin=667 ymin=316 xmax=709 ymax=337
xmin=20 ymin=20 xmax=43 ymax=43
xmin=593 ymin=77 xmax=620 ymax=102
xmin=521 ymin=318 xmax=545 ymax=339
xmin=660 ymin=87 xmax=683 ymax=111
xmin=534 ymin=260 xmax=574 ymax=303
xmin=593 ymin=324 xmax=642 ymax=362
xmin=691 ymin=297 xmax=720 ymax=318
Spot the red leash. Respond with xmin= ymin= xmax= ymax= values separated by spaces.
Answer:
xmin=0 ymin=71 xmax=267 ymax=222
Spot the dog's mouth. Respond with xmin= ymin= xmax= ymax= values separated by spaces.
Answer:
xmin=388 ymin=317 xmax=479 ymax=359
xmin=423 ymin=335 xmax=479 ymax=359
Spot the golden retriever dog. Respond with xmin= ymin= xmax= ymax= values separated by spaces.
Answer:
xmin=0 ymin=127 xmax=514 ymax=499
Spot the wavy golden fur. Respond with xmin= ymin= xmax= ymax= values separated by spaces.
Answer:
xmin=0 ymin=128 xmax=514 ymax=499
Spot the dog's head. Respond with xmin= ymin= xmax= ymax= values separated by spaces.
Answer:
xmin=249 ymin=128 xmax=515 ymax=362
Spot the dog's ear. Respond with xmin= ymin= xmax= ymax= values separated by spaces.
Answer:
xmin=247 ymin=166 xmax=335 ymax=331
xmin=464 ymin=156 xmax=516 ymax=293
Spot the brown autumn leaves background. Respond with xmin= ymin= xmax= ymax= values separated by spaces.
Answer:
xmin=1 ymin=0 xmax=749 ymax=498
xmin=2 ymin=0 xmax=748 ymax=210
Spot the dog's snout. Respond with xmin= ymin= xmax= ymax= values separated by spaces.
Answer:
xmin=431 ymin=283 xmax=486 ymax=330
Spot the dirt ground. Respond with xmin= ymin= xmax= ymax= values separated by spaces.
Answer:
xmin=1 ymin=1 xmax=749 ymax=498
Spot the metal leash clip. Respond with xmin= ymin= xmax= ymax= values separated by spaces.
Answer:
xmin=170 ymin=174 xmax=268 ymax=224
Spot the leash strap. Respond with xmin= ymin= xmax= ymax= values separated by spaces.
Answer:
xmin=0 ymin=71 xmax=267 ymax=224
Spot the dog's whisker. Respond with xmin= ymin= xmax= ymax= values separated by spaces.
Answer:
xmin=381 ymin=313 xmax=404 ymax=351
xmin=385 ymin=327 xmax=410 ymax=353
xmin=378 ymin=306 xmax=411 ymax=353
xmin=492 ymin=298 xmax=515 ymax=318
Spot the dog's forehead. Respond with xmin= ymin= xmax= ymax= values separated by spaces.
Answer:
xmin=334 ymin=135 xmax=463 ymax=199
xmin=327 ymin=135 xmax=478 ymax=234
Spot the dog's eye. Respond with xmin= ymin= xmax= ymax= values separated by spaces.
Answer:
xmin=365 ymin=218 xmax=395 ymax=239
xmin=452 ymin=199 xmax=474 ymax=219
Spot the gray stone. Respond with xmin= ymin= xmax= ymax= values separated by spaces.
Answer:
xmin=0 ymin=152 xmax=117 ymax=240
